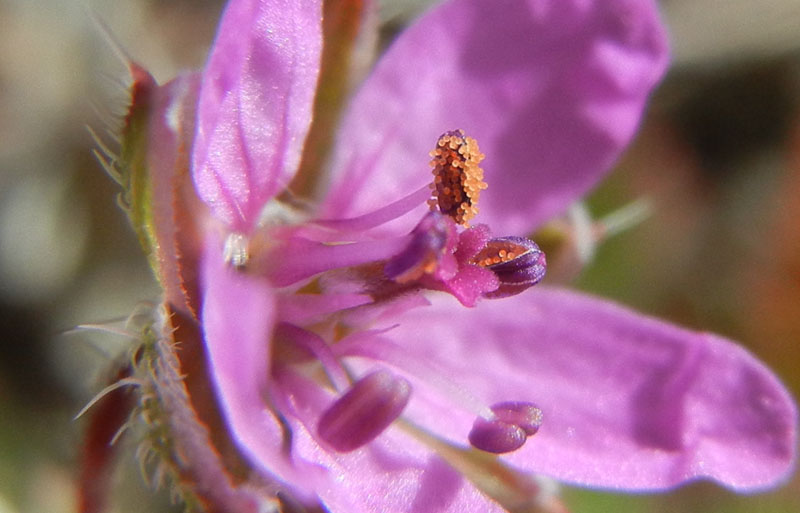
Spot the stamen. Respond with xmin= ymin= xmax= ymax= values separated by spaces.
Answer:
xmin=317 ymin=369 xmax=411 ymax=452
xmin=429 ymin=129 xmax=487 ymax=226
xmin=265 ymin=235 xmax=412 ymax=287
xmin=311 ymin=185 xmax=432 ymax=236
xmin=469 ymin=401 xmax=543 ymax=454
xmin=471 ymin=236 xmax=546 ymax=298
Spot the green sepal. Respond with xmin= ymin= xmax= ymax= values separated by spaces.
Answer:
xmin=116 ymin=63 xmax=160 ymax=265
xmin=112 ymin=63 xmax=202 ymax=317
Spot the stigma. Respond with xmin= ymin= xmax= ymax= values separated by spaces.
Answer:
xmin=428 ymin=130 xmax=487 ymax=226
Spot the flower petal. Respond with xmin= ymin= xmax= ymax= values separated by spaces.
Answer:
xmin=274 ymin=369 xmax=506 ymax=513
xmin=368 ymin=288 xmax=797 ymax=491
xmin=200 ymin=234 xmax=323 ymax=497
xmin=323 ymin=0 xmax=669 ymax=235
xmin=193 ymin=0 xmax=323 ymax=231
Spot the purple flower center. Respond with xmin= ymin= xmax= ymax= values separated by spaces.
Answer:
xmin=264 ymin=131 xmax=547 ymax=454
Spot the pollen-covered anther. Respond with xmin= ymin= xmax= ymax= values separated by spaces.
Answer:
xmin=429 ymin=129 xmax=487 ymax=226
xmin=469 ymin=401 xmax=543 ymax=454
xmin=471 ymin=236 xmax=546 ymax=298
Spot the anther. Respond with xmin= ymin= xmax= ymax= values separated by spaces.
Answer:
xmin=469 ymin=401 xmax=543 ymax=454
xmin=384 ymin=211 xmax=456 ymax=283
xmin=471 ymin=236 xmax=546 ymax=298
xmin=317 ymin=370 xmax=412 ymax=452
xmin=429 ymin=129 xmax=487 ymax=226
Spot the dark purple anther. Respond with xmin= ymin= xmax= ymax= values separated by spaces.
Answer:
xmin=317 ymin=369 xmax=412 ymax=452
xmin=471 ymin=236 xmax=546 ymax=298
xmin=468 ymin=401 xmax=543 ymax=454
xmin=384 ymin=211 xmax=456 ymax=283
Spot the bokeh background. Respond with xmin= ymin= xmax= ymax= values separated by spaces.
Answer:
xmin=0 ymin=0 xmax=798 ymax=512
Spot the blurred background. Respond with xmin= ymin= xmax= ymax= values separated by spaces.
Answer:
xmin=0 ymin=0 xmax=798 ymax=512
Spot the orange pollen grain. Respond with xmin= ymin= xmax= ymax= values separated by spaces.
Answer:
xmin=429 ymin=129 xmax=487 ymax=226
xmin=471 ymin=240 xmax=528 ymax=268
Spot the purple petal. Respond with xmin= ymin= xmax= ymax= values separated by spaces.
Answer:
xmin=274 ymin=369 xmax=505 ymax=513
xmin=193 ymin=0 xmax=323 ymax=231
xmin=368 ymin=289 xmax=797 ymax=491
xmin=322 ymin=0 xmax=669 ymax=235
xmin=200 ymin=235 xmax=323 ymax=497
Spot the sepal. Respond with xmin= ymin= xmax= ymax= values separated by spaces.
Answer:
xmin=130 ymin=303 xmax=282 ymax=512
xmin=112 ymin=63 xmax=203 ymax=316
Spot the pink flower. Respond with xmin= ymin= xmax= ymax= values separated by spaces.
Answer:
xmin=122 ymin=0 xmax=797 ymax=511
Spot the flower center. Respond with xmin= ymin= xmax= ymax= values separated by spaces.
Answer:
xmin=268 ymin=130 xmax=547 ymax=457
xmin=428 ymin=129 xmax=487 ymax=226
